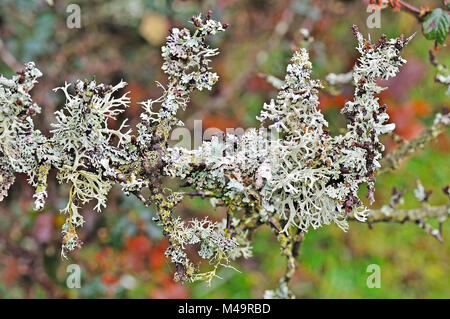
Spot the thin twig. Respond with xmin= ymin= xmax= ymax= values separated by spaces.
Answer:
xmin=0 ymin=38 xmax=22 ymax=71
xmin=349 ymin=204 xmax=449 ymax=223
xmin=379 ymin=112 xmax=449 ymax=174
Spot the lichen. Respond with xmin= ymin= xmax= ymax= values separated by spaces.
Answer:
xmin=0 ymin=14 xmax=414 ymax=287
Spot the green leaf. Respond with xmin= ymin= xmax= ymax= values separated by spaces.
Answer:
xmin=422 ymin=8 xmax=450 ymax=45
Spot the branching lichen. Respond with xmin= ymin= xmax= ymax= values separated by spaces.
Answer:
xmin=0 ymin=13 xmax=448 ymax=297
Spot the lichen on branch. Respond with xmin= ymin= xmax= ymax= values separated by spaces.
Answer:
xmin=0 ymin=12 xmax=447 ymax=295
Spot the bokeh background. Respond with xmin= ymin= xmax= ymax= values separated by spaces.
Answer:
xmin=0 ymin=0 xmax=448 ymax=298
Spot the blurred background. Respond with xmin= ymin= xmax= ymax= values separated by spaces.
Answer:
xmin=0 ymin=0 xmax=448 ymax=298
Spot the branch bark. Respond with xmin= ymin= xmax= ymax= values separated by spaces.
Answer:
xmin=350 ymin=204 xmax=449 ymax=223
xmin=378 ymin=112 xmax=449 ymax=174
xmin=369 ymin=0 xmax=431 ymax=21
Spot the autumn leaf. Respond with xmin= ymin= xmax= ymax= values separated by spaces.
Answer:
xmin=125 ymin=235 xmax=152 ymax=254
xmin=102 ymin=273 xmax=120 ymax=285
xmin=386 ymin=98 xmax=432 ymax=142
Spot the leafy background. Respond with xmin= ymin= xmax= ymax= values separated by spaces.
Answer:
xmin=0 ymin=0 xmax=448 ymax=298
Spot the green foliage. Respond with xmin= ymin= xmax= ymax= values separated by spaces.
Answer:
xmin=422 ymin=8 xmax=450 ymax=45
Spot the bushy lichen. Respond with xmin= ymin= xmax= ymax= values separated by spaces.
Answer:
xmin=167 ymin=29 xmax=412 ymax=236
xmin=0 ymin=62 xmax=47 ymax=207
xmin=0 ymin=13 xmax=415 ymax=288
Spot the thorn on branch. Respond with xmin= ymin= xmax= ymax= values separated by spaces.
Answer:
xmin=416 ymin=218 xmax=443 ymax=242
xmin=132 ymin=191 xmax=147 ymax=205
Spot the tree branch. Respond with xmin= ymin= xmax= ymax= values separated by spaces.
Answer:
xmin=0 ymin=38 xmax=22 ymax=71
xmin=350 ymin=204 xmax=449 ymax=223
xmin=378 ymin=111 xmax=449 ymax=174
xmin=369 ymin=0 xmax=430 ymax=21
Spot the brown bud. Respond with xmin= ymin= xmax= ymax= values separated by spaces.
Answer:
xmin=351 ymin=24 xmax=359 ymax=36
xmin=192 ymin=17 xmax=202 ymax=28
xmin=28 ymin=108 xmax=36 ymax=116
xmin=116 ymin=174 xmax=127 ymax=183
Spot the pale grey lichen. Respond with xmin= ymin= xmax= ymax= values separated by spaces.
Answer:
xmin=325 ymin=71 xmax=353 ymax=86
xmin=0 ymin=15 xmax=414 ymax=288
xmin=264 ymin=281 xmax=295 ymax=299
xmin=0 ymin=62 xmax=47 ymax=209
xmin=145 ymin=14 xmax=227 ymax=125
xmin=166 ymin=28 xmax=411 ymax=235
